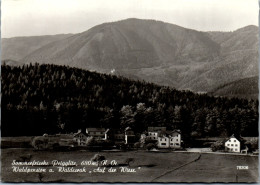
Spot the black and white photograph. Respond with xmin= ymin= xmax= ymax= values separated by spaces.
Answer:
xmin=1 ymin=0 xmax=259 ymax=183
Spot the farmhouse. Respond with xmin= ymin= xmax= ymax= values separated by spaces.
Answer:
xmin=169 ymin=130 xmax=181 ymax=148
xmin=158 ymin=134 xmax=170 ymax=148
xmin=147 ymin=127 xmax=166 ymax=141
xmin=157 ymin=129 xmax=181 ymax=149
xmin=224 ymin=135 xmax=241 ymax=153
xmin=86 ymin=128 xmax=108 ymax=140
xmin=73 ymin=130 xmax=88 ymax=146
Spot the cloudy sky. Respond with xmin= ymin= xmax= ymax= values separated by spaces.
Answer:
xmin=2 ymin=0 xmax=258 ymax=38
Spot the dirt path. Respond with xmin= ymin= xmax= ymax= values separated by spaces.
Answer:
xmin=151 ymin=154 xmax=201 ymax=182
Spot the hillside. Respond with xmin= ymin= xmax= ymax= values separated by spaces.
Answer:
xmin=1 ymin=34 xmax=73 ymax=61
xmin=2 ymin=64 xmax=258 ymax=138
xmin=209 ymin=76 xmax=259 ymax=99
xmin=2 ymin=19 xmax=258 ymax=98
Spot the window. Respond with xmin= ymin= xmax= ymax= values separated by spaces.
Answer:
xmin=227 ymin=144 xmax=229 ymax=146
xmin=229 ymin=140 xmax=231 ymax=142
xmin=161 ymin=143 xmax=166 ymax=145
xmin=235 ymin=144 xmax=237 ymax=146
xmin=234 ymin=140 xmax=236 ymax=142
xmin=231 ymin=149 xmax=233 ymax=151
xmin=171 ymin=143 xmax=173 ymax=145
xmin=165 ymin=139 xmax=167 ymax=141
xmin=235 ymin=149 xmax=237 ymax=151
xmin=231 ymin=144 xmax=233 ymax=146
xmin=154 ymin=137 xmax=155 ymax=139
xmin=176 ymin=143 xmax=179 ymax=146
xmin=160 ymin=139 xmax=162 ymax=141
xmin=176 ymin=139 xmax=178 ymax=141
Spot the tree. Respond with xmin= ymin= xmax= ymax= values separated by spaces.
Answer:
xmin=211 ymin=140 xmax=225 ymax=152
xmin=120 ymin=105 xmax=135 ymax=128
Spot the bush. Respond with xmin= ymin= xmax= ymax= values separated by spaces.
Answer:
xmin=32 ymin=136 xmax=49 ymax=150
xmin=145 ymin=143 xmax=156 ymax=150
xmin=245 ymin=138 xmax=259 ymax=151
xmin=145 ymin=138 xmax=157 ymax=145
xmin=85 ymin=137 xmax=95 ymax=146
xmin=134 ymin=142 xmax=141 ymax=148
xmin=211 ymin=141 xmax=224 ymax=152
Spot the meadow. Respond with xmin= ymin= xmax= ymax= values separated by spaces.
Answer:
xmin=1 ymin=148 xmax=258 ymax=183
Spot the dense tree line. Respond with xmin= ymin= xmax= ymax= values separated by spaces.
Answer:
xmin=1 ymin=64 xmax=258 ymax=141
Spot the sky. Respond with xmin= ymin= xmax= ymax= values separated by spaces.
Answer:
xmin=1 ymin=0 xmax=258 ymax=38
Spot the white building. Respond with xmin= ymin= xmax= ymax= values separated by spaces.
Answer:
xmin=169 ymin=130 xmax=181 ymax=148
xmin=86 ymin=128 xmax=108 ymax=140
xmin=147 ymin=127 xmax=166 ymax=141
xmin=158 ymin=136 xmax=170 ymax=148
xmin=225 ymin=135 xmax=241 ymax=153
xmin=157 ymin=130 xmax=181 ymax=149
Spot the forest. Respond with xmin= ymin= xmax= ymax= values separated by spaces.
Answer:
xmin=1 ymin=63 xmax=258 ymax=142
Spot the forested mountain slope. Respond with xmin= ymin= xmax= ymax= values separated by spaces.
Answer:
xmin=2 ymin=64 xmax=258 ymax=139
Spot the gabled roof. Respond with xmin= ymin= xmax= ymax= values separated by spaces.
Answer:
xmin=172 ymin=129 xmax=181 ymax=134
xmin=225 ymin=134 xmax=242 ymax=143
xmin=86 ymin=128 xmax=106 ymax=132
xmin=73 ymin=132 xmax=87 ymax=137
xmin=158 ymin=134 xmax=169 ymax=138
xmin=158 ymin=129 xmax=181 ymax=137
xmin=148 ymin=127 xmax=166 ymax=132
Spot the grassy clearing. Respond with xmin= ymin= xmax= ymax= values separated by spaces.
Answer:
xmin=1 ymin=148 xmax=258 ymax=183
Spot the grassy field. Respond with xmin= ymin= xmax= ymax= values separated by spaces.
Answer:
xmin=1 ymin=148 xmax=258 ymax=183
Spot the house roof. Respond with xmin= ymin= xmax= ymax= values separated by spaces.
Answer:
xmin=158 ymin=129 xmax=181 ymax=137
xmin=172 ymin=129 xmax=181 ymax=133
xmin=73 ymin=132 xmax=87 ymax=137
xmin=108 ymin=129 xmax=124 ymax=134
xmin=148 ymin=127 xmax=166 ymax=132
xmin=86 ymin=128 xmax=106 ymax=132
xmin=225 ymin=134 xmax=242 ymax=143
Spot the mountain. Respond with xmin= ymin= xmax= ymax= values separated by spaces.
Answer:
xmin=180 ymin=25 xmax=258 ymax=94
xmin=1 ymin=34 xmax=73 ymax=61
xmin=2 ymin=19 xmax=258 ymax=98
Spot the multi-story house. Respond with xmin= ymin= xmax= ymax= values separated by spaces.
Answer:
xmin=169 ymin=130 xmax=181 ymax=148
xmin=157 ymin=129 xmax=181 ymax=149
xmin=86 ymin=128 xmax=108 ymax=140
xmin=147 ymin=127 xmax=166 ymax=141
xmin=225 ymin=135 xmax=241 ymax=153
